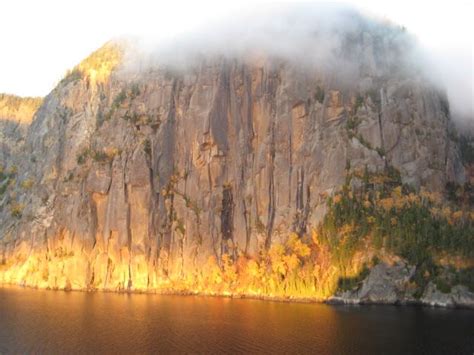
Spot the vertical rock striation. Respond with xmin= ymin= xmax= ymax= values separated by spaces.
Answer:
xmin=0 ymin=22 xmax=467 ymax=295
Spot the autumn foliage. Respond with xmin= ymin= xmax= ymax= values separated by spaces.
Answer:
xmin=2 ymin=165 xmax=473 ymax=298
xmin=172 ymin=166 xmax=474 ymax=298
xmin=174 ymin=232 xmax=338 ymax=299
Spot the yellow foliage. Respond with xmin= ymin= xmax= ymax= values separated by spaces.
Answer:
xmin=246 ymin=260 xmax=261 ymax=278
xmin=420 ymin=188 xmax=442 ymax=204
xmin=0 ymin=228 xmax=363 ymax=301
xmin=407 ymin=193 xmax=420 ymax=204
xmin=222 ymin=254 xmax=237 ymax=284
xmin=76 ymin=42 xmax=124 ymax=86
xmin=283 ymin=253 xmax=300 ymax=272
xmin=442 ymin=207 xmax=452 ymax=219
xmin=104 ymin=147 xmax=120 ymax=159
xmin=10 ymin=202 xmax=24 ymax=217
xmin=0 ymin=94 xmax=42 ymax=124
xmin=311 ymin=230 xmax=321 ymax=246
xmin=20 ymin=178 xmax=34 ymax=190
xmin=287 ymin=233 xmax=311 ymax=257
xmin=392 ymin=186 xmax=402 ymax=198
xmin=205 ymin=256 xmax=222 ymax=285
xmin=340 ymin=223 xmax=355 ymax=236
xmin=379 ymin=197 xmax=394 ymax=211
xmin=452 ymin=210 xmax=463 ymax=221
xmin=269 ymin=244 xmax=286 ymax=276
xmin=371 ymin=174 xmax=389 ymax=185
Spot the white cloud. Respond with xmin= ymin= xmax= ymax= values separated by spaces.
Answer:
xmin=0 ymin=0 xmax=471 ymax=119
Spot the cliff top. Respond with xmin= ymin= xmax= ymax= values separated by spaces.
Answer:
xmin=60 ymin=41 xmax=125 ymax=88
xmin=0 ymin=93 xmax=43 ymax=124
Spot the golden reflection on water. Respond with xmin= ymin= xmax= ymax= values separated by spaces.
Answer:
xmin=0 ymin=286 xmax=472 ymax=354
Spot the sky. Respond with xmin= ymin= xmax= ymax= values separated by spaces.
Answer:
xmin=0 ymin=0 xmax=472 ymax=117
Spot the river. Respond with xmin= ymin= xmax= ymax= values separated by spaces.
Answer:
xmin=0 ymin=286 xmax=472 ymax=354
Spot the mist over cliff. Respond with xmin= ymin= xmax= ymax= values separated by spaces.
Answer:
xmin=123 ymin=3 xmax=471 ymax=124
xmin=125 ymin=5 xmax=415 ymax=83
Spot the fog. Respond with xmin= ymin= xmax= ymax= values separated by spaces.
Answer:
xmin=125 ymin=3 xmax=472 ymax=126
xmin=1 ymin=2 xmax=469 ymax=125
xmin=127 ymin=4 xmax=411 ymax=76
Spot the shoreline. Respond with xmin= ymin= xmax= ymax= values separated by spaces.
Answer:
xmin=2 ymin=282 xmax=473 ymax=310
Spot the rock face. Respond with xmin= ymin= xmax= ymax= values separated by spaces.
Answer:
xmin=330 ymin=263 xmax=474 ymax=309
xmin=330 ymin=263 xmax=416 ymax=304
xmin=422 ymin=283 xmax=474 ymax=308
xmin=0 ymin=21 xmax=468 ymax=299
xmin=0 ymin=94 xmax=42 ymax=165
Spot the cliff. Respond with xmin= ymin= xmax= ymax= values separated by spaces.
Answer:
xmin=0 ymin=18 xmax=472 ymax=307
xmin=0 ymin=94 xmax=42 ymax=165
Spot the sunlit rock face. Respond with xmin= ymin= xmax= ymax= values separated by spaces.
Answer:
xmin=0 ymin=19 xmax=466 ymax=294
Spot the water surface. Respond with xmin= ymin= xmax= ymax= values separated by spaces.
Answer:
xmin=0 ymin=286 xmax=472 ymax=354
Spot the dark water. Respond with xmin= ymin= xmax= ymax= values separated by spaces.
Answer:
xmin=0 ymin=287 xmax=473 ymax=354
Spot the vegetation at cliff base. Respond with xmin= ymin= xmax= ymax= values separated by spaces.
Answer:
xmin=319 ymin=166 xmax=473 ymax=294
xmin=2 ymin=162 xmax=473 ymax=297
xmin=323 ymin=168 xmax=474 ymax=262
xmin=3 ymin=154 xmax=473 ymax=300
xmin=155 ymin=167 xmax=474 ymax=299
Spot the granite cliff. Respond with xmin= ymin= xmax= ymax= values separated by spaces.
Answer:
xmin=0 ymin=94 xmax=42 ymax=166
xmin=0 ymin=15 xmax=472 ymax=306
